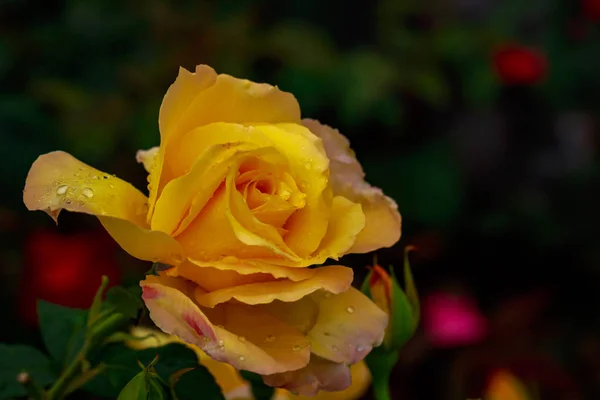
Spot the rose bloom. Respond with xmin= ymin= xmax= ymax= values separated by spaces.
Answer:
xmin=24 ymin=65 xmax=401 ymax=395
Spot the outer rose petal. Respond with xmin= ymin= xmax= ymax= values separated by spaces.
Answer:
xmin=263 ymin=356 xmax=352 ymax=397
xmin=136 ymin=146 xmax=159 ymax=174
xmin=23 ymin=151 xmax=184 ymax=265
xmin=303 ymin=119 xmax=402 ymax=253
xmin=186 ymin=258 xmax=318 ymax=282
xmin=307 ymin=288 xmax=388 ymax=365
xmin=193 ymin=266 xmax=353 ymax=308
xmin=148 ymin=65 xmax=301 ymax=223
xmin=141 ymin=274 xmax=310 ymax=375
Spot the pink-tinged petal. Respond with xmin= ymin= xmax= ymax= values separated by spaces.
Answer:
xmin=141 ymin=275 xmax=310 ymax=375
xmin=194 ymin=266 xmax=353 ymax=308
xmin=303 ymin=119 xmax=401 ymax=253
xmin=135 ymin=146 xmax=159 ymax=174
xmin=307 ymin=288 xmax=388 ymax=365
xmin=263 ymin=356 xmax=351 ymax=397
xmin=284 ymin=361 xmax=372 ymax=400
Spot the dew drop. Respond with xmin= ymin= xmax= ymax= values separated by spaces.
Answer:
xmin=346 ymin=306 xmax=355 ymax=314
xmin=56 ymin=185 xmax=69 ymax=195
xmin=265 ymin=335 xmax=276 ymax=343
xmin=238 ymin=336 xmax=246 ymax=342
xmin=91 ymin=175 xmax=99 ymax=180
xmin=332 ymin=345 xmax=339 ymax=352
xmin=293 ymin=345 xmax=302 ymax=352
xmin=239 ymin=355 xmax=245 ymax=361
xmin=64 ymin=199 xmax=72 ymax=205
xmin=218 ymin=340 xmax=224 ymax=346
xmin=82 ymin=187 xmax=94 ymax=198
xmin=202 ymin=336 xmax=211 ymax=343
xmin=357 ymin=345 xmax=364 ymax=352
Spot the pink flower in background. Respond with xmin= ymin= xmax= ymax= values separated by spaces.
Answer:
xmin=422 ymin=291 xmax=487 ymax=348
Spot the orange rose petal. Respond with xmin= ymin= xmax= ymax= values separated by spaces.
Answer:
xmin=263 ymin=356 xmax=352 ymax=397
xmin=303 ymin=119 xmax=401 ymax=253
xmin=187 ymin=258 xmax=318 ymax=282
xmin=23 ymin=151 xmax=184 ymax=265
xmin=254 ymin=124 xmax=330 ymax=258
xmin=141 ymin=275 xmax=310 ymax=375
xmin=152 ymin=142 xmax=257 ymax=234
xmin=148 ymin=65 xmax=218 ymax=223
xmin=313 ymin=196 xmax=365 ymax=261
xmin=308 ymin=288 xmax=388 ymax=365
xmin=167 ymin=261 xmax=277 ymax=292
xmin=194 ymin=266 xmax=353 ymax=308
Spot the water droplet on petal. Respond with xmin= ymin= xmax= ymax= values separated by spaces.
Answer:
xmin=202 ymin=336 xmax=211 ymax=343
xmin=293 ymin=345 xmax=302 ymax=352
xmin=346 ymin=306 xmax=355 ymax=314
xmin=265 ymin=335 xmax=276 ymax=342
xmin=64 ymin=199 xmax=72 ymax=205
xmin=238 ymin=336 xmax=246 ymax=342
xmin=82 ymin=187 xmax=94 ymax=198
xmin=357 ymin=345 xmax=364 ymax=352
xmin=92 ymin=175 xmax=99 ymax=180
xmin=239 ymin=355 xmax=245 ymax=361
xmin=332 ymin=345 xmax=339 ymax=352
xmin=56 ymin=185 xmax=69 ymax=195
xmin=218 ymin=340 xmax=224 ymax=346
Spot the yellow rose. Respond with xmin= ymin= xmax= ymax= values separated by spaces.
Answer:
xmin=128 ymin=327 xmax=371 ymax=400
xmin=23 ymin=65 xmax=400 ymax=394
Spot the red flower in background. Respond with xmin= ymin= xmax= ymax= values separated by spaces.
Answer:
xmin=583 ymin=0 xmax=600 ymax=21
xmin=19 ymin=229 xmax=121 ymax=326
xmin=493 ymin=45 xmax=547 ymax=85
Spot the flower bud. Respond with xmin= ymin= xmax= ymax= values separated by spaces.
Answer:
xmin=362 ymin=247 xmax=420 ymax=351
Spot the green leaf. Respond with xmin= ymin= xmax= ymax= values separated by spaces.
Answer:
xmin=105 ymin=285 xmax=144 ymax=320
xmin=117 ymin=372 xmax=148 ymax=400
xmin=240 ymin=370 xmax=273 ymax=400
xmin=387 ymin=267 xmax=417 ymax=351
xmin=0 ymin=344 xmax=57 ymax=399
xmin=172 ymin=367 xmax=225 ymax=400
xmin=37 ymin=300 xmax=87 ymax=367
xmin=85 ymin=343 xmax=200 ymax=398
xmin=403 ymin=247 xmax=420 ymax=324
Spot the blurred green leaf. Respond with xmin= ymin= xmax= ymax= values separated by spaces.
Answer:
xmin=172 ymin=367 xmax=224 ymax=400
xmin=105 ymin=285 xmax=144 ymax=320
xmin=240 ymin=370 xmax=273 ymax=400
xmin=37 ymin=300 xmax=88 ymax=367
xmin=0 ymin=344 xmax=57 ymax=400
xmin=86 ymin=342 xmax=200 ymax=398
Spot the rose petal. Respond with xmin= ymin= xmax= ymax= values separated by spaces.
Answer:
xmin=23 ymin=151 xmax=184 ymax=265
xmin=263 ymin=356 xmax=351 ymax=396
xmin=187 ymin=258 xmax=318 ymax=282
xmin=312 ymin=196 xmax=365 ymax=261
xmin=148 ymin=65 xmax=301 ymax=223
xmin=167 ymin=261 xmax=277 ymax=291
xmin=303 ymin=119 xmax=401 ymax=253
xmin=194 ymin=266 xmax=353 ymax=308
xmin=307 ymin=288 xmax=388 ymax=365
xmin=136 ymin=147 xmax=159 ymax=174
xmin=141 ymin=274 xmax=310 ymax=375
xmin=254 ymin=124 xmax=330 ymax=257
xmin=152 ymin=141 xmax=259 ymax=234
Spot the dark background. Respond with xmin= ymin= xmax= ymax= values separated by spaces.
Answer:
xmin=2 ymin=0 xmax=600 ymax=398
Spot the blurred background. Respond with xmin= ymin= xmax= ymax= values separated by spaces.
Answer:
xmin=1 ymin=0 xmax=600 ymax=398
